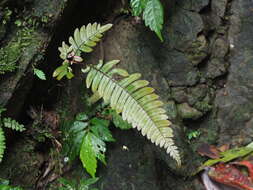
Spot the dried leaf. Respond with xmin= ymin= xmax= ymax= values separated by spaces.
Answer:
xmin=197 ymin=143 xmax=220 ymax=159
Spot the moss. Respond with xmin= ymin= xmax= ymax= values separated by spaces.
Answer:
xmin=165 ymin=101 xmax=178 ymax=120
xmin=177 ymin=103 xmax=203 ymax=120
xmin=194 ymin=101 xmax=212 ymax=113
xmin=0 ymin=137 xmax=43 ymax=189
xmin=186 ymin=35 xmax=208 ymax=66
xmin=0 ymin=27 xmax=35 ymax=74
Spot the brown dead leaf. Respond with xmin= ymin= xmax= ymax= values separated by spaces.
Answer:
xmin=197 ymin=143 xmax=220 ymax=159
xmin=217 ymin=144 xmax=230 ymax=152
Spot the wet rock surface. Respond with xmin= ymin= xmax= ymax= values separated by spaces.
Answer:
xmin=215 ymin=0 xmax=253 ymax=146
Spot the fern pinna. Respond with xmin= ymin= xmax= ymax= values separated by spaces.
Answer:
xmin=54 ymin=23 xmax=181 ymax=165
xmin=0 ymin=108 xmax=25 ymax=163
xmin=0 ymin=126 xmax=5 ymax=162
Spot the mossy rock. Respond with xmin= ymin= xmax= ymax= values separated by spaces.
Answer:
xmin=177 ymin=103 xmax=203 ymax=120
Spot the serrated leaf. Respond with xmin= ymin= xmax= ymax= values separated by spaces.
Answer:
xmin=62 ymin=120 xmax=87 ymax=161
xmin=70 ymin=121 xmax=88 ymax=133
xmin=80 ymin=133 xmax=97 ymax=178
xmin=130 ymin=0 xmax=148 ymax=16
xmin=90 ymin=118 xmax=115 ymax=142
xmin=68 ymin=131 xmax=86 ymax=161
xmin=34 ymin=68 xmax=46 ymax=80
xmin=76 ymin=112 xmax=89 ymax=121
xmin=143 ymin=0 xmax=164 ymax=41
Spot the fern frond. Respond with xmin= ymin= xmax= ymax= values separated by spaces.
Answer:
xmin=0 ymin=126 xmax=6 ymax=162
xmin=83 ymin=60 xmax=181 ymax=165
xmin=3 ymin=118 xmax=25 ymax=132
xmin=59 ymin=23 xmax=113 ymax=59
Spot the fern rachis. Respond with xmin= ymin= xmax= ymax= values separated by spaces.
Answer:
xmin=83 ymin=61 xmax=181 ymax=164
xmin=54 ymin=23 xmax=181 ymax=166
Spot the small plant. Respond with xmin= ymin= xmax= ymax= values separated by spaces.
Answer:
xmin=0 ymin=108 xmax=25 ymax=162
xmin=58 ymin=177 xmax=99 ymax=190
xmin=54 ymin=22 xmax=180 ymax=177
xmin=0 ymin=178 xmax=23 ymax=190
xmin=62 ymin=112 xmax=114 ymax=177
xmin=187 ymin=130 xmax=201 ymax=140
xmin=33 ymin=67 xmax=46 ymax=80
xmin=130 ymin=0 xmax=164 ymax=41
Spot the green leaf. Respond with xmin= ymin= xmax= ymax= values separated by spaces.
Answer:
xmin=130 ymin=0 xmax=148 ymax=16
xmin=70 ymin=121 xmax=88 ymax=133
xmin=75 ymin=112 xmax=89 ymax=121
xmin=34 ymin=68 xmax=46 ymax=80
xmin=0 ymin=127 xmax=6 ymax=163
xmin=143 ymin=0 xmax=164 ymax=41
xmin=58 ymin=178 xmax=77 ymax=189
xmin=3 ymin=118 xmax=25 ymax=132
xmin=111 ymin=110 xmax=132 ymax=130
xmin=68 ymin=131 xmax=86 ymax=161
xmin=79 ymin=177 xmax=99 ymax=187
xmin=90 ymin=132 xmax=106 ymax=164
xmin=53 ymin=63 xmax=69 ymax=80
xmin=197 ymin=146 xmax=253 ymax=173
xmin=64 ymin=120 xmax=87 ymax=161
xmin=90 ymin=118 xmax=115 ymax=142
xmin=80 ymin=133 xmax=97 ymax=178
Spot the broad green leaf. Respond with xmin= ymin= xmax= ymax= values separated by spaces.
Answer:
xmin=80 ymin=177 xmax=99 ymax=186
xmin=90 ymin=118 xmax=109 ymax=127
xmin=67 ymin=130 xmax=86 ymax=161
xmin=130 ymin=0 xmax=148 ymax=16
xmin=70 ymin=121 xmax=88 ymax=133
xmin=111 ymin=110 xmax=132 ymax=130
xmin=76 ymin=112 xmax=89 ymax=121
xmin=80 ymin=133 xmax=97 ymax=178
xmin=34 ymin=68 xmax=46 ymax=80
xmin=143 ymin=0 xmax=164 ymax=41
xmin=90 ymin=118 xmax=115 ymax=142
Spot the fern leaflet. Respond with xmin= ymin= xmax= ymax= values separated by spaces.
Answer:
xmin=53 ymin=23 xmax=112 ymax=80
xmin=3 ymin=117 xmax=25 ymax=132
xmin=83 ymin=60 xmax=181 ymax=165
xmin=0 ymin=126 xmax=5 ymax=162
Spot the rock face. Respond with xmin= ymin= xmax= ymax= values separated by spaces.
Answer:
xmin=215 ymin=0 xmax=253 ymax=146
xmin=84 ymin=0 xmax=253 ymax=189
xmin=0 ymin=0 xmax=68 ymax=115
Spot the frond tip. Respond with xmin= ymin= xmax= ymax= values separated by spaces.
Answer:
xmin=83 ymin=60 xmax=181 ymax=165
